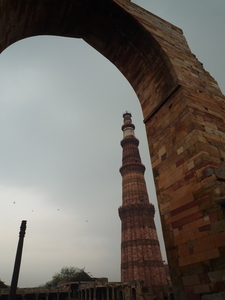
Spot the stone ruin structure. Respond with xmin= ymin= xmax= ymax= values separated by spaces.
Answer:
xmin=1 ymin=0 xmax=225 ymax=299
xmin=0 ymin=280 xmax=155 ymax=300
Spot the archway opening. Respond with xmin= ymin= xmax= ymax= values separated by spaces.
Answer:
xmin=0 ymin=0 xmax=177 ymax=289
xmin=0 ymin=35 xmax=166 ymax=288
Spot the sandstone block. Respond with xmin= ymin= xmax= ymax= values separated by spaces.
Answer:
xmin=208 ymin=270 xmax=225 ymax=283
xmin=194 ymin=284 xmax=210 ymax=294
xmin=182 ymin=274 xmax=200 ymax=286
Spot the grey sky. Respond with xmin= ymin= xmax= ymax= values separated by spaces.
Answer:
xmin=0 ymin=0 xmax=224 ymax=288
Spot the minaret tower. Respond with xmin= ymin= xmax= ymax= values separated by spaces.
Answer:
xmin=119 ymin=112 xmax=169 ymax=299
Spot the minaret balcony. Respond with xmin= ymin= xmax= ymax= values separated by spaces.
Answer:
xmin=119 ymin=163 xmax=145 ymax=176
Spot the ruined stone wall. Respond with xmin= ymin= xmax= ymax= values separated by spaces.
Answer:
xmin=0 ymin=281 xmax=153 ymax=300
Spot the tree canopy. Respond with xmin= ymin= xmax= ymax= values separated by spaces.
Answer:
xmin=0 ymin=279 xmax=8 ymax=289
xmin=44 ymin=267 xmax=92 ymax=287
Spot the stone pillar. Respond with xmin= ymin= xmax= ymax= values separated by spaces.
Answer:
xmin=93 ymin=288 xmax=96 ymax=300
xmin=111 ymin=288 xmax=114 ymax=300
xmin=145 ymin=83 xmax=225 ymax=298
xmin=8 ymin=221 xmax=27 ymax=300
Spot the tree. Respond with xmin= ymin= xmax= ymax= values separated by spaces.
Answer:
xmin=0 ymin=279 xmax=8 ymax=289
xmin=44 ymin=267 xmax=92 ymax=287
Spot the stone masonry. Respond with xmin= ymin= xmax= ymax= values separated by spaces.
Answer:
xmin=1 ymin=0 xmax=225 ymax=298
xmin=119 ymin=112 xmax=169 ymax=299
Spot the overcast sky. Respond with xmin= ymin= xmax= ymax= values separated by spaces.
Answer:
xmin=0 ymin=0 xmax=225 ymax=288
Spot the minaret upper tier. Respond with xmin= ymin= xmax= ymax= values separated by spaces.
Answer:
xmin=121 ymin=112 xmax=135 ymax=138
xmin=120 ymin=113 xmax=147 ymax=206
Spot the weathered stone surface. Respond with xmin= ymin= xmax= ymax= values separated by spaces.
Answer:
xmin=208 ymin=270 xmax=225 ymax=283
xmin=202 ymin=292 xmax=225 ymax=300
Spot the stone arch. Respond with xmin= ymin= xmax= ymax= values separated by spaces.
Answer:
xmin=1 ymin=0 xmax=225 ymax=298
xmin=0 ymin=0 xmax=178 ymax=121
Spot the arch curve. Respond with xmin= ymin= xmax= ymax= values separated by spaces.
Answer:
xmin=0 ymin=0 xmax=178 ymax=120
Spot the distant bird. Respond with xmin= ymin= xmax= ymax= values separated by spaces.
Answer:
xmin=86 ymin=220 xmax=88 ymax=222
xmin=13 ymin=202 xmax=15 ymax=204
xmin=57 ymin=209 xmax=59 ymax=211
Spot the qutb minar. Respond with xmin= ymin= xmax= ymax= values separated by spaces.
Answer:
xmin=119 ymin=112 xmax=169 ymax=299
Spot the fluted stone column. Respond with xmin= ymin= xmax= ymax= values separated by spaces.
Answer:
xmin=119 ymin=113 xmax=169 ymax=299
